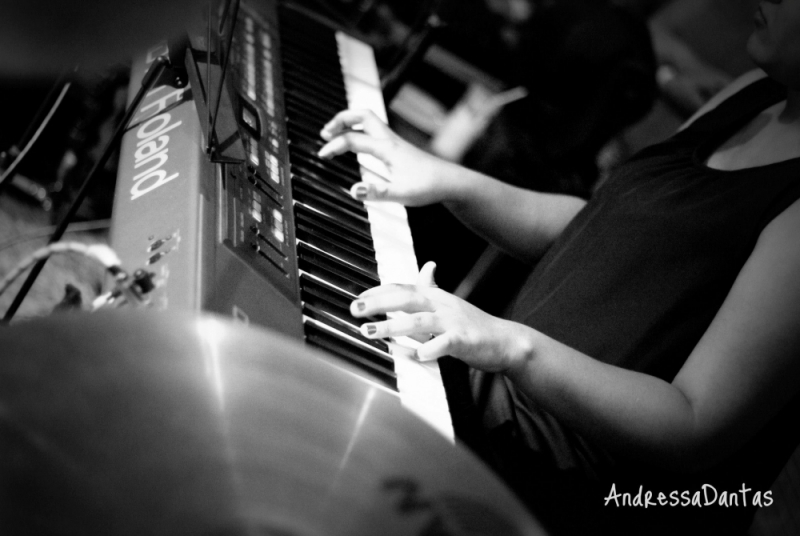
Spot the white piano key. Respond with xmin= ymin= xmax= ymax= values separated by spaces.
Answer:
xmin=334 ymin=33 xmax=393 ymax=180
xmin=335 ymin=33 xmax=384 ymax=102
xmin=389 ymin=339 xmax=454 ymax=442
xmin=337 ymin=33 xmax=455 ymax=442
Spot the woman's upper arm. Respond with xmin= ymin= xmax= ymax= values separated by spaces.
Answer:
xmin=673 ymin=198 xmax=800 ymax=462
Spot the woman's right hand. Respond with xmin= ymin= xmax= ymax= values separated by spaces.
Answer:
xmin=318 ymin=109 xmax=455 ymax=207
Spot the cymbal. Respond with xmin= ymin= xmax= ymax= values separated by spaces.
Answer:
xmin=0 ymin=310 xmax=546 ymax=536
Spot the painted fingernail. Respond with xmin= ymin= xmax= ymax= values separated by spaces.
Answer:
xmin=353 ymin=184 xmax=368 ymax=200
xmin=354 ymin=300 xmax=366 ymax=312
xmin=365 ymin=324 xmax=377 ymax=336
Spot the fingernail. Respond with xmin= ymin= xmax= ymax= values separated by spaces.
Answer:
xmin=354 ymin=300 xmax=366 ymax=312
xmin=365 ymin=324 xmax=377 ymax=336
xmin=318 ymin=145 xmax=331 ymax=158
xmin=353 ymin=184 xmax=368 ymax=200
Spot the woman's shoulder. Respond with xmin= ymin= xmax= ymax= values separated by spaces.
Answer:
xmin=678 ymin=69 xmax=769 ymax=132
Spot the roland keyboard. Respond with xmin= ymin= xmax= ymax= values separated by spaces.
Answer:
xmin=110 ymin=0 xmax=453 ymax=440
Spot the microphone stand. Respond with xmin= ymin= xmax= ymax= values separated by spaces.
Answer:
xmin=381 ymin=12 xmax=445 ymax=104
xmin=381 ymin=0 xmax=452 ymax=105
xmin=2 ymin=56 xmax=180 ymax=324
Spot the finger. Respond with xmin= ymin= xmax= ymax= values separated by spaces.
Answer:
xmin=356 ymin=283 xmax=414 ymax=299
xmin=320 ymin=109 xmax=389 ymax=140
xmin=359 ymin=312 xmax=441 ymax=339
xmin=416 ymin=333 xmax=454 ymax=362
xmin=351 ymin=287 xmax=434 ymax=317
xmin=318 ymin=131 xmax=391 ymax=160
xmin=350 ymin=181 xmax=390 ymax=201
xmin=357 ymin=282 xmax=449 ymax=304
xmin=417 ymin=261 xmax=437 ymax=288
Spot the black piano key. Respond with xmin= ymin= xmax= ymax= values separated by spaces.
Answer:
xmin=304 ymin=302 xmax=364 ymax=343
xmin=286 ymin=125 xmax=361 ymax=169
xmin=290 ymin=158 xmax=360 ymax=194
xmin=290 ymin=160 xmax=355 ymax=193
xmin=286 ymin=126 xmax=358 ymax=165
xmin=294 ymin=142 xmax=361 ymax=177
xmin=298 ymin=229 xmax=377 ymax=274
xmin=298 ymin=242 xmax=379 ymax=289
xmin=295 ymin=203 xmax=375 ymax=254
xmin=282 ymin=76 xmax=345 ymax=110
xmin=298 ymin=251 xmax=370 ymax=295
xmin=292 ymin=175 xmax=367 ymax=218
xmin=301 ymin=272 xmax=355 ymax=306
xmin=303 ymin=317 xmax=393 ymax=371
xmin=285 ymin=121 xmax=328 ymax=148
xmin=284 ymin=88 xmax=343 ymax=119
xmin=287 ymin=129 xmax=361 ymax=173
xmin=291 ymin=170 xmax=363 ymax=212
xmin=299 ymin=238 xmax=378 ymax=284
xmin=284 ymin=99 xmax=332 ymax=133
xmin=302 ymin=300 xmax=389 ymax=353
xmin=281 ymin=49 xmax=342 ymax=80
xmin=294 ymin=196 xmax=372 ymax=240
xmin=280 ymin=27 xmax=339 ymax=56
xmin=282 ymin=72 xmax=347 ymax=110
xmin=285 ymin=116 xmax=325 ymax=139
xmin=292 ymin=181 xmax=369 ymax=225
xmin=296 ymin=216 xmax=375 ymax=260
xmin=281 ymin=31 xmax=338 ymax=54
xmin=281 ymin=61 xmax=346 ymax=94
xmin=281 ymin=44 xmax=337 ymax=65
xmin=280 ymin=25 xmax=336 ymax=49
xmin=284 ymin=94 xmax=340 ymax=130
xmin=298 ymin=254 xmax=371 ymax=297
xmin=282 ymin=69 xmax=342 ymax=97
xmin=304 ymin=322 xmax=397 ymax=391
xmin=288 ymin=137 xmax=332 ymax=162
xmin=284 ymin=90 xmax=331 ymax=117
xmin=281 ymin=77 xmax=344 ymax=108
xmin=285 ymin=120 xmax=359 ymax=168
xmin=300 ymin=274 xmax=384 ymax=323
xmin=280 ymin=35 xmax=338 ymax=56
xmin=283 ymin=91 xmax=345 ymax=126
xmin=290 ymin=148 xmax=362 ymax=185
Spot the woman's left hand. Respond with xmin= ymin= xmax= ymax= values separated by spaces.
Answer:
xmin=350 ymin=265 xmax=533 ymax=372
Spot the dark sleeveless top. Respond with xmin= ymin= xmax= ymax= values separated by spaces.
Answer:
xmin=485 ymin=77 xmax=800 ymax=535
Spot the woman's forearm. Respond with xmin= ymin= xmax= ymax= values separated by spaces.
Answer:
xmin=438 ymin=163 xmax=586 ymax=263
xmin=503 ymin=324 xmax=706 ymax=470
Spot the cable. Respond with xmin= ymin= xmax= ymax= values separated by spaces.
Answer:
xmin=0 ymin=242 xmax=121 ymax=299
xmin=0 ymin=80 xmax=73 ymax=192
xmin=0 ymin=219 xmax=112 ymax=254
